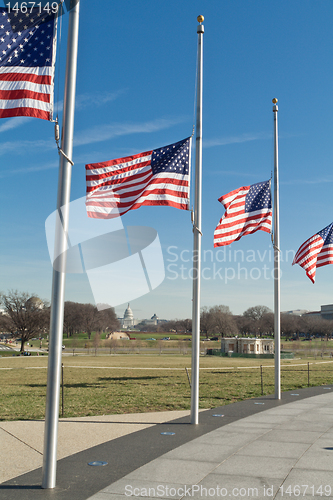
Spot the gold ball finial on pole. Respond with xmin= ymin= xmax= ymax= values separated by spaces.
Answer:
xmin=197 ymin=15 xmax=204 ymax=23
xmin=272 ymin=98 xmax=278 ymax=104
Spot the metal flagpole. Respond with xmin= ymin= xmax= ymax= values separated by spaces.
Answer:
xmin=272 ymin=98 xmax=281 ymax=400
xmin=191 ymin=15 xmax=204 ymax=425
xmin=42 ymin=0 xmax=80 ymax=488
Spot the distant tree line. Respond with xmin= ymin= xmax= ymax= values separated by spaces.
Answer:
xmin=0 ymin=291 xmax=120 ymax=351
xmin=148 ymin=304 xmax=333 ymax=340
xmin=1 ymin=291 xmax=332 ymax=352
xmin=63 ymin=301 xmax=120 ymax=339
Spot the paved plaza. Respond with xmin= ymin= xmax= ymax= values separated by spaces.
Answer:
xmin=1 ymin=386 xmax=333 ymax=500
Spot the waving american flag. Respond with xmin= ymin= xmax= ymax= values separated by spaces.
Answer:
xmin=214 ymin=180 xmax=272 ymax=247
xmin=86 ymin=137 xmax=191 ymax=219
xmin=0 ymin=7 xmax=57 ymax=120
xmin=292 ymin=222 xmax=333 ymax=283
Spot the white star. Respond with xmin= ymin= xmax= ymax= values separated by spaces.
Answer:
xmin=20 ymin=59 xmax=24 ymax=63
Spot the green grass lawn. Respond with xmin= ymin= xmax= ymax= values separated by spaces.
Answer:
xmin=1 ymin=355 xmax=333 ymax=421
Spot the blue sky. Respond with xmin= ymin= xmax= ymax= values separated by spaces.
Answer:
xmin=1 ymin=0 xmax=332 ymax=321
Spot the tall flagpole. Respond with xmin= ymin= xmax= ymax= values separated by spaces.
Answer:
xmin=273 ymin=98 xmax=281 ymax=400
xmin=42 ymin=0 xmax=80 ymax=488
xmin=191 ymin=15 xmax=204 ymax=425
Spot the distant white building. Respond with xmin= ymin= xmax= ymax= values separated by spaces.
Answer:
xmin=119 ymin=304 xmax=139 ymax=329
xmin=221 ymin=337 xmax=274 ymax=355
xmin=142 ymin=313 xmax=159 ymax=326
xmin=320 ymin=304 xmax=333 ymax=321
xmin=282 ymin=309 xmax=309 ymax=316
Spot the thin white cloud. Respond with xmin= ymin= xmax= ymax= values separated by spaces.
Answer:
xmin=0 ymin=117 xmax=182 ymax=157
xmin=282 ymin=176 xmax=333 ymax=185
xmin=74 ymin=117 xmax=187 ymax=147
xmin=209 ymin=170 xmax=264 ymax=178
xmin=0 ymin=159 xmax=59 ymax=178
xmin=0 ymin=116 xmax=188 ymax=176
xmin=0 ymin=116 xmax=33 ymax=133
xmin=54 ymin=89 xmax=127 ymax=116
xmin=75 ymin=89 xmax=126 ymax=110
xmin=204 ymin=132 xmax=272 ymax=148
xmin=0 ymin=139 xmax=55 ymax=156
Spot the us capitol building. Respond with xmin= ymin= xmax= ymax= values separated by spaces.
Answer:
xmin=119 ymin=304 xmax=161 ymax=329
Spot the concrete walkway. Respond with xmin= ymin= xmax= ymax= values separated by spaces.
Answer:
xmin=0 ymin=411 xmax=192 ymax=484
xmin=1 ymin=387 xmax=333 ymax=500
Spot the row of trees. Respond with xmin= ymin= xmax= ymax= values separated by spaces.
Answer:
xmin=149 ymin=305 xmax=333 ymax=340
xmin=0 ymin=291 xmax=120 ymax=351
xmin=1 ymin=291 xmax=332 ymax=351
xmin=63 ymin=301 xmax=120 ymax=339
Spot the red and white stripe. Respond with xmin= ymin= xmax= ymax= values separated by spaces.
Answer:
xmin=214 ymin=185 xmax=272 ymax=247
xmin=292 ymin=234 xmax=333 ymax=283
xmin=0 ymin=66 xmax=54 ymax=120
xmin=86 ymin=150 xmax=189 ymax=219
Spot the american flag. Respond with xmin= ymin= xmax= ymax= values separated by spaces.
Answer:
xmin=214 ymin=180 xmax=272 ymax=247
xmin=0 ymin=8 xmax=57 ymax=120
xmin=292 ymin=222 xmax=333 ymax=283
xmin=86 ymin=137 xmax=191 ymax=219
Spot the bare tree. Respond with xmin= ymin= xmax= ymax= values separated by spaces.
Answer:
xmin=95 ymin=307 xmax=120 ymax=334
xmin=281 ymin=314 xmax=298 ymax=340
xmin=243 ymin=305 xmax=272 ymax=321
xmin=71 ymin=333 xmax=79 ymax=356
xmin=210 ymin=305 xmax=237 ymax=338
xmin=63 ymin=301 xmax=82 ymax=338
xmin=79 ymin=303 xmax=98 ymax=340
xmin=200 ymin=306 xmax=216 ymax=338
xmin=0 ymin=291 xmax=49 ymax=352
xmin=243 ymin=305 xmax=272 ymax=337
xmin=93 ymin=332 xmax=101 ymax=356
xmin=258 ymin=312 xmax=274 ymax=337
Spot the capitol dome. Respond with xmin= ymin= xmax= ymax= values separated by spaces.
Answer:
xmin=25 ymin=297 xmax=44 ymax=310
xmin=124 ymin=304 xmax=134 ymax=320
xmin=122 ymin=303 xmax=135 ymax=328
